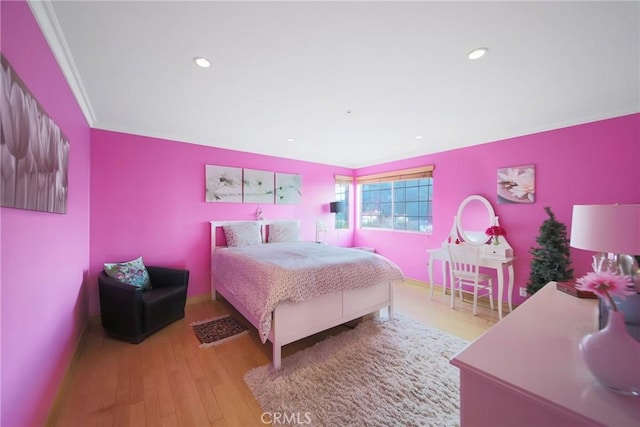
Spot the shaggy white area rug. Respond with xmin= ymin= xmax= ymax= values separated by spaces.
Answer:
xmin=244 ymin=315 xmax=469 ymax=427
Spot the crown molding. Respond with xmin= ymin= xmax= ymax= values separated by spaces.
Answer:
xmin=28 ymin=0 xmax=97 ymax=126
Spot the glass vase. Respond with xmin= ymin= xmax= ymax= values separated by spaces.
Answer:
xmin=579 ymin=310 xmax=640 ymax=395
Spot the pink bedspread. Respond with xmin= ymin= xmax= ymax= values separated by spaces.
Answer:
xmin=211 ymin=242 xmax=404 ymax=342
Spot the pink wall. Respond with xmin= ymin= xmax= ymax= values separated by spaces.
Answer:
xmin=355 ymin=114 xmax=640 ymax=306
xmin=0 ymin=2 xmax=91 ymax=426
xmin=2 ymin=3 xmax=638 ymax=424
xmin=90 ymin=114 xmax=639 ymax=316
xmin=89 ymin=129 xmax=354 ymax=314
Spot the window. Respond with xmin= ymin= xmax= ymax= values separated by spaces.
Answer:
xmin=358 ymin=166 xmax=434 ymax=232
xmin=334 ymin=176 xmax=351 ymax=229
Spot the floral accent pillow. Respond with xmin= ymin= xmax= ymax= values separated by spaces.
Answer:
xmin=268 ymin=220 xmax=301 ymax=243
xmin=223 ymin=222 xmax=262 ymax=247
xmin=103 ymin=256 xmax=151 ymax=290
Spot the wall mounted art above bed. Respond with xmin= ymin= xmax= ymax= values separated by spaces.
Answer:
xmin=243 ymin=168 xmax=275 ymax=203
xmin=205 ymin=165 xmax=302 ymax=204
xmin=205 ymin=165 xmax=243 ymax=202
xmin=275 ymin=172 xmax=302 ymax=204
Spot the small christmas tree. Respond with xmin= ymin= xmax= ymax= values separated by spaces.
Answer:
xmin=526 ymin=206 xmax=574 ymax=295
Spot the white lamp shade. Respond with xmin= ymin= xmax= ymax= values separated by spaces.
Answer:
xmin=570 ymin=204 xmax=640 ymax=255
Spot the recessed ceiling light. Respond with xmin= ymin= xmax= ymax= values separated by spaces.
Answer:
xmin=193 ymin=57 xmax=211 ymax=68
xmin=468 ymin=48 xmax=488 ymax=60
xmin=415 ymin=136 xmax=423 ymax=140
xmin=287 ymin=138 xmax=294 ymax=142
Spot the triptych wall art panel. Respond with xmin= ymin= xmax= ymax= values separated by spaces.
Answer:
xmin=275 ymin=172 xmax=302 ymax=205
xmin=243 ymin=168 xmax=275 ymax=203
xmin=205 ymin=165 xmax=243 ymax=202
xmin=497 ymin=164 xmax=535 ymax=204
xmin=1 ymin=55 xmax=70 ymax=214
xmin=205 ymin=165 xmax=302 ymax=204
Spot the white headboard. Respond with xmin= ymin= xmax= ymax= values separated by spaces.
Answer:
xmin=210 ymin=219 xmax=301 ymax=250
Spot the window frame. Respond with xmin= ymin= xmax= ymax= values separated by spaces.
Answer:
xmin=357 ymin=166 xmax=434 ymax=233
xmin=334 ymin=175 xmax=352 ymax=230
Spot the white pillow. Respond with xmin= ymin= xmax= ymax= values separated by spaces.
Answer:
xmin=223 ymin=222 xmax=262 ymax=247
xmin=268 ymin=221 xmax=301 ymax=243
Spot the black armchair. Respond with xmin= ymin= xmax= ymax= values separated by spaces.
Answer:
xmin=98 ymin=266 xmax=189 ymax=343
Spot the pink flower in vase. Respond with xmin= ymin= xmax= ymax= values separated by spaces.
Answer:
xmin=575 ymin=271 xmax=634 ymax=311
xmin=575 ymin=270 xmax=639 ymax=395
xmin=485 ymin=225 xmax=506 ymax=245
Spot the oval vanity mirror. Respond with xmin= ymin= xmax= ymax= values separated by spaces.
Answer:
xmin=456 ymin=195 xmax=496 ymax=246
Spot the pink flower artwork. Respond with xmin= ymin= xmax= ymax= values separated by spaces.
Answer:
xmin=497 ymin=164 xmax=535 ymax=204
xmin=1 ymin=55 xmax=69 ymax=214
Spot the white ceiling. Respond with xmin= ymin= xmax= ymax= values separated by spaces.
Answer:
xmin=32 ymin=1 xmax=639 ymax=168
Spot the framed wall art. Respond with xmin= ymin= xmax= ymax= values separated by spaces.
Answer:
xmin=275 ymin=172 xmax=302 ymax=205
xmin=205 ymin=165 xmax=302 ymax=205
xmin=497 ymin=164 xmax=535 ymax=204
xmin=1 ymin=55 xmax=70 ymax=214
xmin=205 ymin=165 xmax=242 ymax=202
xmin=243 ymin=168 xmax=274 ymax=203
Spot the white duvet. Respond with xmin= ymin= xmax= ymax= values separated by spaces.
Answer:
xmin=211 ymin=242 xmax=404 ymax=342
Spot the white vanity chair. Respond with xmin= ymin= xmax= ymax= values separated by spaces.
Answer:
xmin=427 ymin=195 xmax=516 ymax=320
xmin=448 ymin=243 xmax=495 ymax=315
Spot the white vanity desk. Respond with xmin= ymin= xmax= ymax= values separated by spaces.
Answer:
xmin=427 ymin=247 xmax=515 ymax=319
xmin=429 ymin=195 xmax=516 ymax=319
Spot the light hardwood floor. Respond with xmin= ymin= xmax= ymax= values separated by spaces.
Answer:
xmin=48 ymin=280 xmax=500 ymax=427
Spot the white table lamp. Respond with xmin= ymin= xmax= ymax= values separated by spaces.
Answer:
xmin=570 ymin=204 xmax=640 ymax=288
xmin=315 ymin=219 xmax=328 ymax=243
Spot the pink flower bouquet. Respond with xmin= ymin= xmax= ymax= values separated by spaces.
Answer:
xmin=485 ymin=226 xmax=507 ymax=245
xmin=575 ymin=271 xmax=634 ymax=311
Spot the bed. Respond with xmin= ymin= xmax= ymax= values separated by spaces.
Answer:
xmin=210 ymin=219 xmax=404 ymax=369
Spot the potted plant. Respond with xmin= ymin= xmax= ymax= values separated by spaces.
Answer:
xmin=526 ymin=206 xmax=574 ymax=295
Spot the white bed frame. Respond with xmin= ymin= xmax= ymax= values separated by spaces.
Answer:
xmin=210 ymin=220 xmax=395 ymax=369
